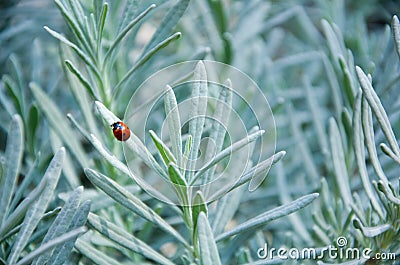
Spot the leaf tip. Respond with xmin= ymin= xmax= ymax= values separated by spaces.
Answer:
xmin=83 ymin=168 xmax=92 ymax=175
xmin=393 ymin=15 xmax=399 ymax=25
xmin=165 ymin=84 xmax=172 ymax=91
xmin=94 ymin=100 xmax=103 ymax=108
xmin=355 ymin=65 xmax=365 ymax=79
xmin=58 ymin=146 xmax=66 ymax=154
xmin=198 ymin=211 xmax=207 ymax=222
xmin=274 ymin=150 xmax=286 ymax=162
xmin=312 ymin=192 xmax=320 ymax=198
xmin=11 ymin=113 xmax=22 ymax=123
xmin=224 ymin=78 xmax=232 ymax=88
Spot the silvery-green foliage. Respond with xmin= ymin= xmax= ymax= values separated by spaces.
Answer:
xmin=90 ymin=74 xmax=314 ymax=263
xmin=179 ymin=1 xmax=400 ymax=263
xmin=1 ymin=0 xmax=399 ymax=264
xmin=0 ymin=116 xmax=89 ymax=265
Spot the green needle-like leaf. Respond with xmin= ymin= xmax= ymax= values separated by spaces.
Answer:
xmin=192 ymin=191 xmax=208 ymax=237
xmin=15 ymin=227 xmax=87 ymax=265
xmin=215 ymin=193 xmax=319 ymax=241
xmin=0 ymin=176 xmax=47 ymax=240
xmin=202 ymin=79 xmax=232 ymax=185
xmin=30 ymin=83 xmax=89 ymax=168
xmin=7 ymin=148 xmax=65 ymax=265
xmin=54 ymin=0 xmax=95 ymax=60
xmin=168 ymin=162 xmax=187 ymax=187
xmin=44 ymin=26 xmax=100 ymax=81
xmin=0 ymin=115 xmax=24 ymax=226
xmin=141 ymin=0 xmax=190 ymax=56
xmin=26 ymin=104 xmax=39 ymax=153
xmin=182 ymin=134 xmax=192 ymax=173
xmin=88 ymin=213 xmax=174 ymax=265
xmin=89 ymin=133 xmax=132 ymax=176
xmin=353 ymin=218 xmax=391 ymax=238
xmin=210 ymin=151 xmax=286 ymax=201
xmin=104 ymin=4 xmax=156 ymax=65
xmin=32 ymin=187 xmax=83 ymax=265
xmin=197 ymin=212 xmax=222 ymax=265
xmin=329 ymin=118 xmax=352 ymax=208
xmin=380 ymin=143 xmax=400 ymax=164
xmin=353 ymin=93 xmax=384 ymax=218
xmin=377 ymin=181 xmax=400 ymax=205
xmin=164 ymin=84 xmax=183 ymax=166
xmin=64 ymin=60 xmax=97 ymax=99
xmin=96 ymin=2 xmax=108 ymax=55
xmin=48 ymin=200 xmax=91 ymax=265
xmin=321 ymin=19 xmax=346 ymax=64
xmin=361 ymin=97 xmax=389 ymax=185
xmin=150 ymin=130 xmax=177 ymax=167
xmin=338 ymin=56 xmax=355 ymax=106
xmin=75 ymin=239 xmax=121 ymax=265
xmin=84 ymin=168 xmax=189 ymax=248
xmin=392 ymin=15 xmax=400 ymax=58
xmin=114 ymin=32 xmax=181 ymax=96
xmin=356 ymin=66 xmax=400 ymax=158
xmin=186 ymin=61 xmax=208 ymax=181
xmin=2 ymin=75 xmax=23 ymax=116
xmin=190 ymin=130 xmax=265 ymax=186
xmin=168 ymin=163 xmax=189 ymax=208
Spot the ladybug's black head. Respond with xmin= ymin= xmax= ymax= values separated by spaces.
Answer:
xmin=111 ymin=122 xmax=122 ymax=130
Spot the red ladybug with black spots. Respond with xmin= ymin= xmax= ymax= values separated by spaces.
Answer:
xmin=111 ymin=121 xmax=131 ymax=141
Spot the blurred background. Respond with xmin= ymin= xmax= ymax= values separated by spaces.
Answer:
xmin=1 ymin=0 xmax=400 ymax=263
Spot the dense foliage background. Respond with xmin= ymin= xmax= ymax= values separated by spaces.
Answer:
xmin=1 ymin=0 xmax=399 ymax=264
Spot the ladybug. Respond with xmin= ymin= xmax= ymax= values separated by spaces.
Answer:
xmin=111 ymin=121 xmax=131 ymax=141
